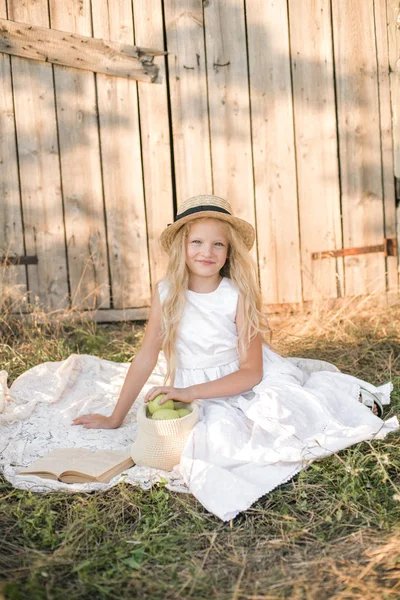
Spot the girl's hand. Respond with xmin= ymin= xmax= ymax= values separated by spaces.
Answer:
xmin=72 ymin=414 xmax=121 ymax=429
xmin=145 ymin=386 xmax=194 ymax=405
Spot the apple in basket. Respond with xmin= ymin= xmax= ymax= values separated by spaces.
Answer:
xmin=147 ymin=393 xmax=175 ymax=415
xmin=176 ymin=408 xmax=191 ymax=418
xmin=146 ymin=394 xmax=193 ymax=420
xmin=152 ymin=408 xmax=180 ymax=420
xmin=151 ymin=407 xmax=192 ymax=420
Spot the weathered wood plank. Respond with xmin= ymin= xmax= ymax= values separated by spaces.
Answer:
xmin=247 ymin=0 xmax=302 ymax=304
xmin=12 ymin=307 xmax=150 ymax=323
xmin=0 ymin=3 xmax=27 ymax=308
xmin=164 ymin=0 xmax=212 ymax=203
xmin=12 ymin=290 xmax=399 ymax=322
xmin=6 ymin=0 xmax=69 ymax=309
xmin=13 ymin=290 xmax=399 ymax=322
xmin=289 ymin=0 xmax=343 ymax=300
xmin=88 ymin=307 xmax=149 ymax=322
xmin=387 ymin=1 xmax=400 ymax=180
xmin=263 ymin=291 xmax=398 ymax=314
xmin=0 ymin=17 xmax=162 ymax=81
xmin=49 ymin=0 xmax=110 ymax=310
xmin=203 ymin=0 xmax=255 ymax=243
xmin=375 ymin=0 xmax=398 ymax=293
xmin=386 ymin=0 xmax=400 ymax=292
xmin=332 ymin=0 xmax=386 ymax=295
xmin=133 ymin=0 xmax=174 ymax=288
xmin=92 ymin=0 xmax=151 ymax=308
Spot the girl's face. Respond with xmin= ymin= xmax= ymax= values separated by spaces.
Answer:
xmin=186 ymin=219 xmax=229 ymax=278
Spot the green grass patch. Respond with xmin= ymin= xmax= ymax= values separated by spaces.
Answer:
xmin=1 ymin=302 xmax=400 ymax=599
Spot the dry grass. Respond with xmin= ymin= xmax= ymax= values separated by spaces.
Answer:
xmin=0 ymin=294 xmax=399 ymax=599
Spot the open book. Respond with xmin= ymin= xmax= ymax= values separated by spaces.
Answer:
xmin=19 ymin=448 xmax=134 ymax=483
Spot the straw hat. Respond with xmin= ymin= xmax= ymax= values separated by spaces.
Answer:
xmin=160 ymin=195 xmax=255 ymax=253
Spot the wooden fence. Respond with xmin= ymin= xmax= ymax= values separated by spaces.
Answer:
xmin=1 ymin=0 xmax=399 ymax=319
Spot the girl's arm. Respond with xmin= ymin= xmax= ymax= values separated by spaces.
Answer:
xmin=145 ymin=294 xmax=263 ymax=404
xmin=72 ymin=286 xmax=163 ymax=429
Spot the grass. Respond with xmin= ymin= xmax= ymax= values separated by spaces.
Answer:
xmin=0 ymin=297 xmax=400 ymax=599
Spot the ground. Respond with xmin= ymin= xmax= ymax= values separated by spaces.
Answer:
xmin=0 ymin=298 xmax=399 ymax=599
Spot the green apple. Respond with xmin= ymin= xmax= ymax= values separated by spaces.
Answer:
xmin=151 ymin=408 xmax=180 ymax=420
xmin=177 ymin=408 xmax=191 ymax=418
xmin=148 ymin=394 xmax=175 ymax=415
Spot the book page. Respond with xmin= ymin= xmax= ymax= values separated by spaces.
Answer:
xmin=61 ymin=455 xmax=134 ymax=483
xmin=60 ymin=450 xmax=133 ymax=479
xmin=19 ymin=448 xmax=132 ymax=480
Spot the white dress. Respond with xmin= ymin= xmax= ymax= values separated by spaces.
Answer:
xmin=159 ymin=277 xmax=398 ymax=520
xmin=0 ymin=276 xmax=398 ymax=521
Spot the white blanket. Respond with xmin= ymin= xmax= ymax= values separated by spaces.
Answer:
xmin=0 ymin=354 xmax=188 ymax=495
xmin=1 ymin=353 xmax=398 ymax=521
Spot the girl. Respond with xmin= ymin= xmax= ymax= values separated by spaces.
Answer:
xmin=73 ymin=195 xmax=397 ymax=520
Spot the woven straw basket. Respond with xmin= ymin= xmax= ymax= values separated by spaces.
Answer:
xmin=131 ymin=402 xmax=200 ymax=471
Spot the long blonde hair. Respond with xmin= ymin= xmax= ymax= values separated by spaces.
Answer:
xmin=161 ymin=218 xmax=269 ymax=384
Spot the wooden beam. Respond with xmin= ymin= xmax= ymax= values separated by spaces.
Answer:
xmin=10 ymin=292 xmax=398 ymax=322
xmin=11 ymin=307 xmax=150 ymax=323
xmin=263 ymin=292 xmax=399 ymax=315
xmin=0 ymin=17 xmax=164 ymax=82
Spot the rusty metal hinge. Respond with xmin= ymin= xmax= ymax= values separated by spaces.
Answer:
xmin=0 ymin=255 xmax=38 ymax=266
xmin=311 ymin=238 xmax=397 ymax=260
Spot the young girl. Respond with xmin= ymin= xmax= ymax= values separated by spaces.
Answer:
xmin=73 ymin=194 xmax=398 ymax=520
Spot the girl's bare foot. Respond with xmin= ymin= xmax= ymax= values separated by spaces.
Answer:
xmin=359 ymin=389 xmax=382 ymax=417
